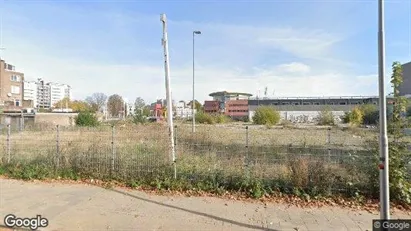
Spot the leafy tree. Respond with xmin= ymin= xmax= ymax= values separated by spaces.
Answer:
xmin=53 ymin=98 xmax=92 ymax=112
xmin=71 ymin=100 xmax=92 ymax=112
xmin=85 ymin=93 xmax=108 ymax=112
xmin=317 ymin=107 xmax=335 ymax=126
xmin=387 ymin=61 xmax=411 ymax=204
xmin=252 ymin=106 xmax=280 ymax=125
xmin=75 ymin=112 xmax=99 ymax=127
xmin=53 ymin=97 xmax=71 ymax=109
xmin=107 ymin=94 xmax=124 ymax=117
xmin=389 ymin=62 xmax=408 ymax=137
xmin=189 ymin=100 xmax=203 ymax=112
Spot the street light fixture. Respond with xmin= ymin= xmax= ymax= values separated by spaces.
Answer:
xmin=192 ymin=30 xmax=201 ymax=133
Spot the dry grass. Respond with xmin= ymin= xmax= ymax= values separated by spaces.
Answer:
xmin=175 ymin=124 xmax=378 ymax=149
xmin=0 ymin=123 xmax=387 ymax=199
xmin=0 ymin=123 xmax=380 ymax=165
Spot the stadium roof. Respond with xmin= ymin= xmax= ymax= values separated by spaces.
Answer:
xmin=209 ymin=91 xmax=253 ymax=97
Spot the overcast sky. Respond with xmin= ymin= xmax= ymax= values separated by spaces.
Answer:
xmin=1 ymin=0 xmax=411 ymax=104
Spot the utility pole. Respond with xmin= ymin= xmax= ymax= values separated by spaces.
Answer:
xmin=378 ymin=0 xmax=390 ymax=220
xmin=160 ymin=13 xmax=176 ymax=179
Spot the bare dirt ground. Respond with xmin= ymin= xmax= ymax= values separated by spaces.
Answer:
xmin=0 ymin=178 xmax=410 ymax=231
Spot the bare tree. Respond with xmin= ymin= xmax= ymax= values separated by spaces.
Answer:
xmin=107 ymin=94 xmax=124 ymax=117
xmin=85 ymin=93 xmax=108 ymax=112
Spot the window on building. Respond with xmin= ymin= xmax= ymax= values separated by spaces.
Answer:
xmin=11 ymin=86 xmax=20 ymax=94
xmin=6 ymin=64 xmax=15 ymax=71
xmin=10 ymin=75 xmax=21 ymax=82
xmin=15 ymin=100 xmax=20 ymax=107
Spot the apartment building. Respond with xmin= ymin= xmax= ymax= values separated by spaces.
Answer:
xmin=0 ymin=59 xmax=24 ymax=110
xmin=35 ymin=78 xmax=51 ymax=108
xmin=50 ymin=83 xmax=71 ymax=106
xmin=23 ymin=80 xmax=38 ymax=108
xmin=175 ymin=101 xmax=194 ymax=118
xmin=24 ymin=78 xmax=71 ymax=109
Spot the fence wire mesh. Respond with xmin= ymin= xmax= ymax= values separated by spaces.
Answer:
xmin=0 ymin=123 xmax=409 ymax=198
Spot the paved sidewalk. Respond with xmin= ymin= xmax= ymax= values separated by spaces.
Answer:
xmin=0 ymin=179 xmax=410 ymax=231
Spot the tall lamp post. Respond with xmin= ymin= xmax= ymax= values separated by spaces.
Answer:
xmin=378 ymin=0 xmax=390 ymax=220
xmin=192 ymin=30 xmax=201 ymax=133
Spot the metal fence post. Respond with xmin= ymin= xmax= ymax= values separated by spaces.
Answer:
xmin=56 ymin=125 xmax=60 ymax=169
xmin=245 ymin=126 xmax=249 ymax=166
xmin=111 ymin=125 xmax=115 ymax=177
xmin=174 ymin=125 xmax=178 ymax=179
xmin=20 ymin=110 xmax=24 ymax=132
xmin=327 ymin=127 xmax=331 ymax=162
xmin=7 ymin=124 xmax=10 ymax=163
xmin=327 ymin=127 xmax=331 ymax=145
xmin=174 ymin=125 xmax=177 ymax=152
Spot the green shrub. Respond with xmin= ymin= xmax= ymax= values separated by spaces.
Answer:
xmin=132 ymin=112 xmax=147 ymax=124
xmin=232 ymin=116 xmax=249 ymax=122
xmin=75 ymin=112 xmax=99 ymax=127
xmin=360 ymin=104 xmax=379 ymax=125
xmin=214 ymin=114 xmax=231 ymax=124
xmin=195 ymin=112 xmax=215 ymax=124
xmin=317 ymin=107 xmax=335 ymax=125
xmin=348 ymin=107 xmax=364 ymax=126
xmin=252 ymin=106 xmax=280 ymax=125
xmin=342 ymin=112 xmax=351 ymax=124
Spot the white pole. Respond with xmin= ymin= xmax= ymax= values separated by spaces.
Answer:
xmin=192 ymin=31 xmax=195 ymax=132
xmin=160 ymin=13 xmax=176 ymax=179
xmin=0 ymin=4 xmax=5 ymax=58
xmin=378 ymin=0 xmax=390 ymax=220
xmin=192 ymin=30 xmax=201 ymax=132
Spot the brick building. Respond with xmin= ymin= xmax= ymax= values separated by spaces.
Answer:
xmin=0 ymin=59 xmax=24 ymax=111
xmin=204 ymin=91 xmax=252 ymax=120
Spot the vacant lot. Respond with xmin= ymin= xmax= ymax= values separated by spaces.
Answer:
xmin=0 ymin=123 xmax=408 ymax=203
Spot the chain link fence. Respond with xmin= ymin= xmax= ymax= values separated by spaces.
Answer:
xmin=0 ymin=123 xmax=408 ymax=198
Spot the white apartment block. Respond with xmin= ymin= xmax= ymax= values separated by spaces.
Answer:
xmin=175 ymin=101 xmax=195 ymax=118
xmin=36 ymin=78 xmax=51 ymax=108
xmin=24 ymin=78 xmax=71 ymax=109
xmin=23 ymin=81 xmax=38 ymax=108
xmin=50 ymin=83 xmax=71 ymax=107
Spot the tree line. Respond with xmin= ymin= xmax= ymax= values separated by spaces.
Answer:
xmin=52 ymin=93 xmax=152 ymax=118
